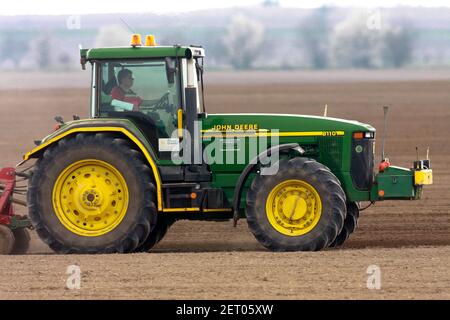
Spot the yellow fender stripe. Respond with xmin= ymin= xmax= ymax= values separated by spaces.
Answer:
xmin=23 ymin=127 xmax=163 ymax=211
xmin=202 ymin=208 xmax=233 ymax=213
xmin=162 ymin=207 xmax=200 ymax=212
xmin=162 ymin=208 xmax=232 ymax=213
xmin=201 ymin=130 xmax=345 ymax=138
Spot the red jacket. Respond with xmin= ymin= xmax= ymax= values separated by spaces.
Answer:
xmin=110 ymin=86 xmax=143 ymax=110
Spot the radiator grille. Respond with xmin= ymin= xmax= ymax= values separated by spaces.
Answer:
xmin=317 ymin=136 xmax=344 ymax=171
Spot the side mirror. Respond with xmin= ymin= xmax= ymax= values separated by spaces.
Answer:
xmin=165 ymin=57 xmax=177 ymax=84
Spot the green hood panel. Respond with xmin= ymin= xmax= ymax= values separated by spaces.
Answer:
xmin=201 ymin=113 xmax=375 ymax=134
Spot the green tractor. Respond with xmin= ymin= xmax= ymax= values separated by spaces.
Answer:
xmin=15 ymin=35 xmax=432 ymax=253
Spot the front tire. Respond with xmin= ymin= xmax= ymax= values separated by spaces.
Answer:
xmin=135 ymin=217 xmax=175 ymax=252
xmin=28 ymin=133 xmax=156 ymax=254
xmin=246 ymin=157 xmax=346 ymax=251
xmin=329 ymin=202 xmax=360 ymax=248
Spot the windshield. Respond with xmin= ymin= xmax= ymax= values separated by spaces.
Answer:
xmin=97 ymin=59 xmax=181 ymax=139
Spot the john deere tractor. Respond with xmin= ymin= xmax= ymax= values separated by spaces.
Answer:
xmin=6 ymin=34 xmax=432 ymax=254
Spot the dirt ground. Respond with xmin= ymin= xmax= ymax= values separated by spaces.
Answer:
xmin=0 ymin=71 xmax=449 ymax=299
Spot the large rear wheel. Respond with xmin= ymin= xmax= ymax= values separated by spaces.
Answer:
xmin=28 ymin=133 xmax=156 ymax=254
xmin=246 ymin=157 xmax=346 ymax=251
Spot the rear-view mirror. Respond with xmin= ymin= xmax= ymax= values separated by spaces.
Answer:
xmin=165 ymin=57 xmax=176 ymax=84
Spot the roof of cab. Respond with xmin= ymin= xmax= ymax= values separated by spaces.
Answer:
xmin=83 ymin=46 xmax=204 ymax=60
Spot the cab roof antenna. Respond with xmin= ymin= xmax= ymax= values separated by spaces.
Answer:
xmin=381 ymin=105 xmax=389 ymax=162
xmin=120 ymin=17 xmax=136 ymax=34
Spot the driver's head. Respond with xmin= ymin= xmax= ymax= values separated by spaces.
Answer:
xmin=117 ymin=69 xmax=134 ymax=90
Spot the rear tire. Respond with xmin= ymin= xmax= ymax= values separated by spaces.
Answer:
xmin=329 ymin=202 xmax=360 ymax=248
xmin=135 ymin=217 xmax=175 ymax=252
xmin=11 ymin=228 xmax=31 ymax=254
xmin=0 ymin=225 xmax=15 ymax=255
xmin=246 ymin=157 xmax=346 ymax=251
xmin=28 ymin=133 xmax=156 ymax=254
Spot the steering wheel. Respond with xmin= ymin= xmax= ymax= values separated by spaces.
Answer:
xmin=154 ymin=92 xmax=175 ymax=113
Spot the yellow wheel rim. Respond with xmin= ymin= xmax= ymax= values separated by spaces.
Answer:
xmin=52 ymin=159 xmax=129 ymax=237
xmin=266 ymin=179 xmax=322 ymax=236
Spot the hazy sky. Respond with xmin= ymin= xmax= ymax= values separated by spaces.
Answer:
xmin=3 ymin=0 xmax=450 ymax=15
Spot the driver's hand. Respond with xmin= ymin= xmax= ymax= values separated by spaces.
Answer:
xmin=133 ymin=98 xmax=143 ymax=111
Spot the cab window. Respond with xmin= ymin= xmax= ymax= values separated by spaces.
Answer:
xmin=98 ymin=60 xmax=181 ymax=140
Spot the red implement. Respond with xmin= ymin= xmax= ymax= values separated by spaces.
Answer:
xmin=0 ymin=167 xmax=16 ymax=226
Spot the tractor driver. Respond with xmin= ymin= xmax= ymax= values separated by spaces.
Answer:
xmin=110 ymin=69 xmax=143 ymax=111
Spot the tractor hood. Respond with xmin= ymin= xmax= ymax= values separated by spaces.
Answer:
xmin=201 ymin=113 xmax=375 ymax=136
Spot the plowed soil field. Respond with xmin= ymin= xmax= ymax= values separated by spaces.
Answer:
xmin=0 ymin=71 xmax=449 ymax=299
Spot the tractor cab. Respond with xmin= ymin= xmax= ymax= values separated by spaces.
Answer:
xmin=81 ymin=35 xmax=205 ymax=160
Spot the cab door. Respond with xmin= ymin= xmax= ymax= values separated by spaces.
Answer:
xmin=97 ymin=59 xmax=182 ymax=161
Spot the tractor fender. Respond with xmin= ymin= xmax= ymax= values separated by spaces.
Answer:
xmin=232 ymin=143 xmax=305 ymax=225
xmin=20 ymin=122 xmax=164 ymax=211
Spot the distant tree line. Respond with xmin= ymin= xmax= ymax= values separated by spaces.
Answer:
xmin=0 ymin=8 xmax=417 ymax=71
xmin=222 ymin=9 xmax=414 ymax=69
xmin=0 ymin=33 xmax=74 ymax=70
xmin=297 ymin=9 xmax=413 ymax=69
